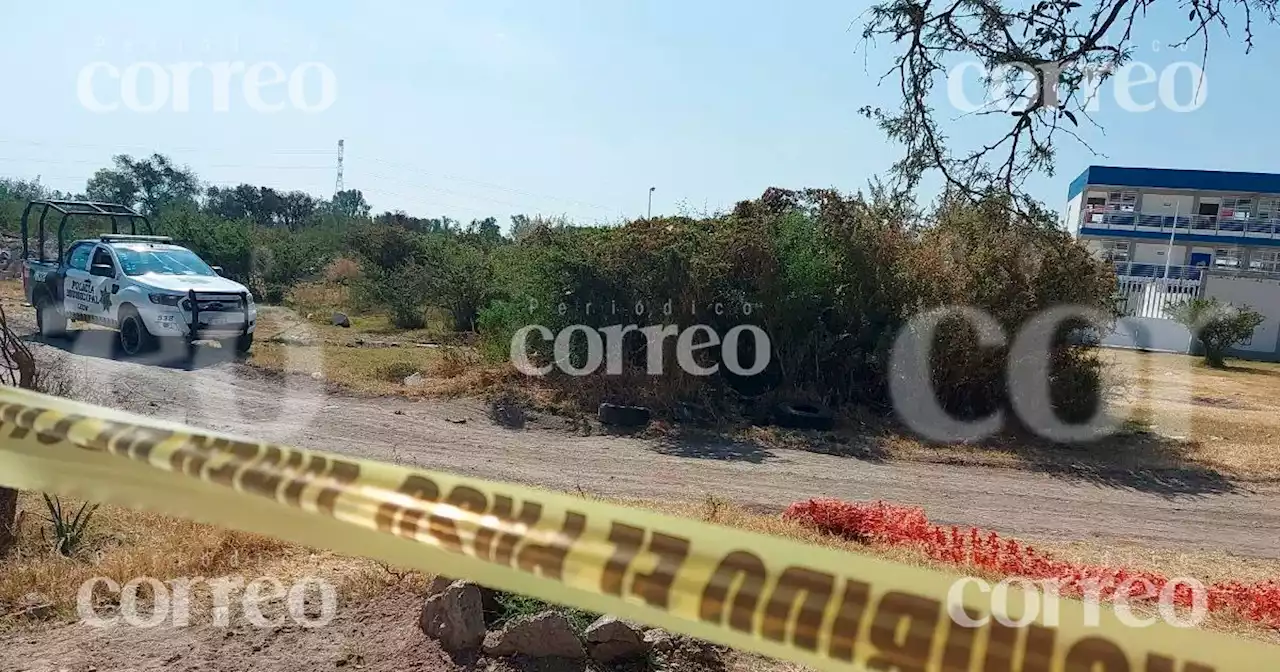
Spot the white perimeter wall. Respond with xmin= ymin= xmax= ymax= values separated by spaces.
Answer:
xmin=1203 ymin=274 xmax=1280 ymax=354
xmin=1101 ymin=316 xmax=1192 ymax=352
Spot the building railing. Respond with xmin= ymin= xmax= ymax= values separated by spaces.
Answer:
xmin=1083 ymin=211 xmax=1280 ymax=238
xmin=1112 ymin=262 xmax=1205 ymax=281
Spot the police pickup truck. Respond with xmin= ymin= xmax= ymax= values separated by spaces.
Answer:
xmin=20 ymin=200 xmax=256 ymax=356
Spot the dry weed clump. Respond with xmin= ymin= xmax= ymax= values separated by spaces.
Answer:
xmin=285 ymin=280 xmax=351 ymax=317
xmin=324 ymin=257 xmax=361 ymax=284
xmin=428 ymin=346 xmax=480 ymax=379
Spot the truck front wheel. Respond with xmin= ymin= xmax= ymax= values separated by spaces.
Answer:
xmin=34 ymin=293 xmax=67 ymax=339
xmin=117 ymin=308 xmax=157 ymax=357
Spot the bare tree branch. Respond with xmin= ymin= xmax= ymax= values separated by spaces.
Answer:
xmin=859 ymin=0 xmax=1279 ymax=213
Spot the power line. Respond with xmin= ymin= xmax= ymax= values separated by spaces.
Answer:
xmin=362 ymin=157 xmax=618 ymax=213
xmin=360 ymin=186 xmax=498 ymax=219
xmin=363 ymin=170 xmax=539 ymax=211
xmin=0 ymin=138 xmax=627 ymax=217
xmin=0 ymin=137 xmax=332 ymax=155
xmin=0 ymin=157 xmax=332 ymax=170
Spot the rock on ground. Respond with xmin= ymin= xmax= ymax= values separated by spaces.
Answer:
xmin=643 ymin=628 xmax=675 ymax=653
xmin=584 ymin=616 xmax=648 ymax=663
xmin=425 ymin=576 xmax=500 ymax=625
xmin=332 ymin=312 xmax=351 ymax=327
xmin=418 ymin=581 xmax=487 ymax=653
xmin=482 ymin=611 xmax=585 ymax=659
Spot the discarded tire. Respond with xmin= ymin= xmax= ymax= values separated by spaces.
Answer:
xmin=598 ymin=403 xmax=651 ymax=428
xmin=773 ymin=401 xmax=834 ymax=431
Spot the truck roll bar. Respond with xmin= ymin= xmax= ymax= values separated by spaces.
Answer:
xmin=19 ymin=200 xmax=152 ymax=263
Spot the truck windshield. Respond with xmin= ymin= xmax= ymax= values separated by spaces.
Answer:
xmin=113 ymin=247 xmax=216 ymax=277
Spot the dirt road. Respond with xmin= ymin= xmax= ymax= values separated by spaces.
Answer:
xmin=20 ymin=326 xmax=1280 ymax=560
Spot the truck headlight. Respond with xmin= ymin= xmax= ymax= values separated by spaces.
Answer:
xmin=246 ymin=293 xmax=255 ymax=307
xmin=148 ymin=293 xmax=183 ymax=307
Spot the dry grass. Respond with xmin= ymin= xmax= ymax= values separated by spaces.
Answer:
xmin=0 ymin=492 xmax=382 ymax=624
xmin=247 ymin=302 xmax=512 ymax=398
xmin=736 ymin=348 xmax=1280 ymax=481
xmin=1106 ymin=349 xmax=1280 ymax=478
xmin=247 ymin=343 xmax=436 ymax=396
xmin=0 ymin=492 xmax=425 ymax=629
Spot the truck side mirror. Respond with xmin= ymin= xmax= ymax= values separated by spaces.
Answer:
xmin=90 ymin=263 xmax=115 ymax=278
xmin=211 ymin=266 xmax=224 ymax=275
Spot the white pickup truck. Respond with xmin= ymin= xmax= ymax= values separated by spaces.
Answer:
xmin=20 ymin=200 xmax=256 ymax=356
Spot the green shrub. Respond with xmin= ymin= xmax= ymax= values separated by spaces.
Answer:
xmin=1170 ymin=297 xmax=1267 ymax=367
xmin=42 ymin=494 xmax=97 ymax=557
xmin=253 ymin=226 xmax=338 ymax=303
xmin=355 ymin=262 xmax=433 ymax=329
xmin=158 ymin=205 xmax=254 ymax=282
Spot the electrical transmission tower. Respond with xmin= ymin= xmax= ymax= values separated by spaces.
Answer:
xmin=334 ymin=139 xmax=345 ymax=195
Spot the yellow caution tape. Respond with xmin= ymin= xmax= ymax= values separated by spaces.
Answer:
xmin=0 ymin=385 xmax=1275 ymax=671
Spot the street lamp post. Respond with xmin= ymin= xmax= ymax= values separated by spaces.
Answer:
xmin=648 ymin=187 xmax=655 ymax=219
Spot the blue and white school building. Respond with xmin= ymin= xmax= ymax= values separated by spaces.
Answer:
xmin=1067 ymin=165 xmax=1280 ymax=359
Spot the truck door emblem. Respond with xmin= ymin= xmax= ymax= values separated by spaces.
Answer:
xmin=99 ymin=286 xmax=113 ymax=312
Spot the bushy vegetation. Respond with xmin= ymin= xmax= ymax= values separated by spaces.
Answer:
xmin=481 ymin=188 xmax=1115 ymax=426
xmin=1 ymin=156 xmax=1119 ymax=437
xmin=1170 ymin=297 xmax=1267 ymax=368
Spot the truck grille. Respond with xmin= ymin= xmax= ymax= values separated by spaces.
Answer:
xmin=192 ymin=294 xmax=244 ymax=312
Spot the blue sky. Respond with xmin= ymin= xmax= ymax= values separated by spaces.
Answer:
xmin=1 ymin=1 xmax=1277 ymax=227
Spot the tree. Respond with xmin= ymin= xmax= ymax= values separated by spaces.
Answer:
xmin=86 ymin=154 xmax=199 ymax=216
xmin=279 ymin=191 xmax=320 ymax=230
xmin=464 ymin=216 xmax=504 ymax=249
xmin=327 ymin=189 xmax=371 ymax=220
xmin=859 ymin=0 xmax=1279 ymax=208
xmin=204 ymin=185 xmax=251 ymax=220
xmin=509 ymin=213 xmax=574 ymax=243
xmin=1169 ymin=297 xmax=1266 ymax=367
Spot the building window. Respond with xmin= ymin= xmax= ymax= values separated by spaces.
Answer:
xmin=1258 ymin=197 xmax=1280 ymax=221
xmin=1214 ymin=247 xmax=1243 ymax=269
xmin=1250 ymin=250 xmax=1280 ymax=273
xmin=1100 ymin=240 xmax=1130 ymax=263
xmin=1221 ymin=197 xmax=1254 ymax=219
xmin=1106 ymin=191 xmax=1137 ymax=212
